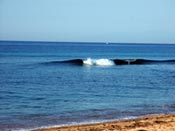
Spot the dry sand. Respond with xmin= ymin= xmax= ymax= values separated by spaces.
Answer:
xmin=31 ymin=114 xmax=175 ymax=131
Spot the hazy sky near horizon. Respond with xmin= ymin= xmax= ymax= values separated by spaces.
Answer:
xmin=0 ymin=0 xmax=175 ymax=43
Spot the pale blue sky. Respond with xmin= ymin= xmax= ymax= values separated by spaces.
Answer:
xmin=0 ymin=0 xmax=175 ymax=43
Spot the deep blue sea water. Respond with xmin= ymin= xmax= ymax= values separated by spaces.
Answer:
xmin=0 ymin=41 xmax=175 ymax=131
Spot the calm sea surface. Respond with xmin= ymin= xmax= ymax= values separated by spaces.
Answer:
xmin=0 ymin=41 xmax=175 ymax=131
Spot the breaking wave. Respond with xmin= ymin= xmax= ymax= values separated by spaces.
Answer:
xmin=83 ymin=58 xmax=114 ymax=66
xmin=42 ymin=58 xmax=175 ymax=66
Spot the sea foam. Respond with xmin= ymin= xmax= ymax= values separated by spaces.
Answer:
xmin=83 ymin=58 xmax=114 ymax=66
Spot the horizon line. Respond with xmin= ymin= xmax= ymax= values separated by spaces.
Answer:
xmin=0 ymin=40 xmax=175 ymax=45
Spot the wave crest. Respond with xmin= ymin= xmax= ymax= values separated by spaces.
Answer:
xmin=41 ymin=58 xmax=175 ymax=66
xmin=83 ymin=58 xmax=114 ymax=66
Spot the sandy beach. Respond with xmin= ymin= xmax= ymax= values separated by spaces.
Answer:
xmin=31 ymin=114 xmax=175 ymax=131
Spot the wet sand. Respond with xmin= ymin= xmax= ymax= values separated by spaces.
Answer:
xmin=31 ymin=114 xmax=175 ymax=131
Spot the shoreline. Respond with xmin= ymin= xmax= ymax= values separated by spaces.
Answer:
xmin=31 ymin=114 xmax=175 ymax=131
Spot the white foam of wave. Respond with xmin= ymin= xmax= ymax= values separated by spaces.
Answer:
xmin=19 ymin=116 xmax=139 ymax=131
xmin=83 ymin=58 xmax=114 ymax=66
xmin=16 ymin=113 xmax=168 ymax=131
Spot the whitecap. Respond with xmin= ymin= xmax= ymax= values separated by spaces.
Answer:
xmin=83 ymin=58 xmax=114 ymax=66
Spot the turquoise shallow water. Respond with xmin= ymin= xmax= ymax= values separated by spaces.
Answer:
xmin=0 ymin=41 xmax=175 ymax=130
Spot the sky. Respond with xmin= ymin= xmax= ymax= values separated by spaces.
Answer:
xmin=0 ymin=0 xmax=175 ymax=43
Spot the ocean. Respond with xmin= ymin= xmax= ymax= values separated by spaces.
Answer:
xmin=0 ymin=41 xmax=175 ymax=131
